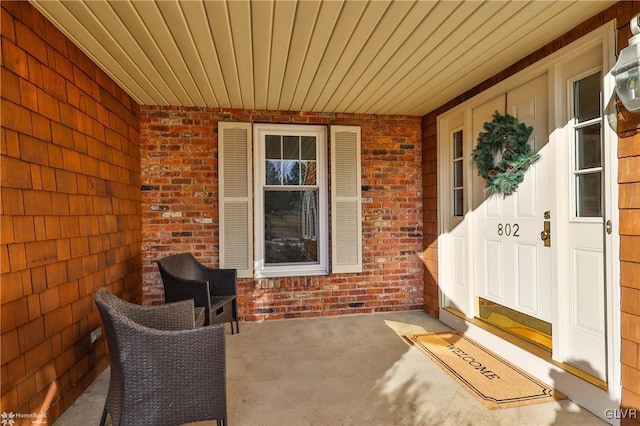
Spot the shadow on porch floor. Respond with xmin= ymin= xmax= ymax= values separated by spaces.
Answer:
xmin=53 ymin=310 xmax=606 ymax=426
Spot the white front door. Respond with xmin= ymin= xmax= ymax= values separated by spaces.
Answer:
xmin=472 ymin=74 xmax=552 ymax=322
xmin=471 ymin=59 xmax=608 ymax=381
xmin=554 ymin=44 xmax=607 ymax=381
xmin=438 ymin=24 xmax=618 ymax=415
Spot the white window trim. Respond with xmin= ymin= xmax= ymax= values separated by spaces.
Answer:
xmin=451 ymin=128 xmax=465 ymax=218
xmin=568 ymin=68 xmax=604 ymax=223
xmin=253 ymin=124 xmax=329 ymax=278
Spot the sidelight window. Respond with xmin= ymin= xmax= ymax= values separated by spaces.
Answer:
xmin=452 ymin=130 xmax=464 ymax=217
xmin=572 ymin=72 xmax=602 ymax=218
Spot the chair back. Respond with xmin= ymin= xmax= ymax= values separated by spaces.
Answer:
xmin=157 ymin=253 xmax=205 ymax=282
xmin=156 ymin=253 xmax=238 ymax=332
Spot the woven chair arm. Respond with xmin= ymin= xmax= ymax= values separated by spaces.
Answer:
xmin=202 ymin=268 xmax=237 ymax=297
xmin=130 ymin=299 xmax=197 ymax=331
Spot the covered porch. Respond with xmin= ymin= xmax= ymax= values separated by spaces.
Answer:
xmin=2 ymin=1 xmax=640 ymax=425
xmin=53 ymin=310 xmax=606 ymax=426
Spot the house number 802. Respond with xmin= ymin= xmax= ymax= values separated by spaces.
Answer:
xmin=497 ymin=223 xmax=520 ymax=237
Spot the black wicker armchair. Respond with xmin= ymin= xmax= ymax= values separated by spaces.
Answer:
xmin=157 ymin=253 xmax=239 ymax=334
xmin=95 ymin=288 xmax=227 ymax=426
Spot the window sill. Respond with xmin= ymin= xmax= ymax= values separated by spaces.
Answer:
xmin=254 ymin=266 xmax=330 ymax=279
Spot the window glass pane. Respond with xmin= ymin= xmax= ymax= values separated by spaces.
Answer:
xmin=264 ymin=190 xmax=319 ymax=264
xmin=453 ymin=160 xmax=463 ymax=188
xmin=453 ymin=130 xmax=463 ymax=158
xmin=266 ymin=135 xmax=281 ymax=159
xmin=453 ymin=189 xmax=463 ymax=217
xmin=283 ymin=136 xmax=299 ymax=159
xmin=576 ymin=172 xmax=602 ymax=217
xmin=266 ymin=160 xmax=281 ymax=185
xmin=301 ymin=137 xmax=316 ymax=160
xmin=452 ymin=130 xmax=463 ymax=218
xmin=574 ymin=73 xmax=601 ymax=123
xmin=576 ymin=124 xmax=601 ymax=170
xmin=283 ymin=160 xmax=300 ymax=185
xmin=300 ymin=161 xmax=317 ymax=185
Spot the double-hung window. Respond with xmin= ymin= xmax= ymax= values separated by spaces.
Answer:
xmin=254 ymin=124 xmax=328 ymax=278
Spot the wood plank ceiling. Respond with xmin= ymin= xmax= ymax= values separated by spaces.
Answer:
xmin=30 ymin=0 xmax=616 ymax=116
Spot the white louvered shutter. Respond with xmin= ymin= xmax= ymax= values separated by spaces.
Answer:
xmin=218 ymin=122 xmax=253 ymax=278
xmin=331 ymin=126 xmax=362 ymax=273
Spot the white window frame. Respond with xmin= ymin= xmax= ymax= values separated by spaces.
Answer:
xmin=253 ymin=124 xmax=329 ymax=278
xmin=451 ymin=128 xmax=465 ymax=218
xmin=568 ymin=68 xmax=604 ymax=223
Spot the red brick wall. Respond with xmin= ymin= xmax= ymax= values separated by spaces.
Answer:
xmin=421 ymin=1 xmax=640 ymax=422
xmin=1 ymin=2 xmax=141 ymax=423
xmin=140 ymin=107 xmax=423 ymax=319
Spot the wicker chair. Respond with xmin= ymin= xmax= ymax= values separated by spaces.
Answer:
xmin=157 ymin=253 xmax=239 ymax=334
xmin=95 ymin=288 xmax=227 ymax=426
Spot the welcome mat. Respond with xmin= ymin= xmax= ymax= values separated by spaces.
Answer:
xmin=405 ymin=332 xmax=565 ymax=409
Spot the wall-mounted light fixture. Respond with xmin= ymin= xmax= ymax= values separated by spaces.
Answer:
xmin=612 ymin=14 xmax=640 ymax=112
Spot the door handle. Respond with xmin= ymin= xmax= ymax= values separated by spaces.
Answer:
xmin=540 ymin=212 xmax=551 ymax=247
xmin=540 ymin=229 xmax=550 ymax=242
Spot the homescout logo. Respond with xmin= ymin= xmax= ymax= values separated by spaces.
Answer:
xmin=1 ymin=411 xmax=47 ymax=425
xmin=446 ymin=344 xmax=501 ymax=380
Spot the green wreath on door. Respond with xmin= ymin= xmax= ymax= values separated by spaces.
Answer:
xmin=471 ymin=111 xmax=540 ymax=196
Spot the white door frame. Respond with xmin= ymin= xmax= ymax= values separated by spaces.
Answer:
xmin=436 ymin=21 xmax=620 ymax=423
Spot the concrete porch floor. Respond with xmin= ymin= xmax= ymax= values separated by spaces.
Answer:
xmin=53 ymin=310 xmax=607 ymax=426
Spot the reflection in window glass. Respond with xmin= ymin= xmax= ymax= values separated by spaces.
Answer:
xmin=572 ymin=72 xmax=603 ymax=218
xmin=283 ymin=161 xmax=299 ymax=185
xmin=264 ymin=190 xmax=319 ymax=264
xmin=265 ymin=134 xmax=317 ymax=186
xmin=266 ymin=135 xmax=281 ymax=159
xmin=576 ymin=124 xmax=601 ymax=170
xmin=283 ymin=136 xmax=299 ymax=159
xmin=266 ymin=160 xmax=281 ymax=185
xmin=453 ymin=131 xmax=463 ymax=158
xmin=301 ymin=137 xmax=316 ymax=160
xmin=300 ymin=161 xmax=316 ymax=185
xmin=454 ymin=189 xmax=463 ymax=217
xmin=452 ymin=130 xmax=464 ymax=217
xmin=453 ymin=161 xmax=463 ymax=188
xmin=574 ymin=73 xmax=601 ymax=123
xmin=576 ymin=173 xmax=602 ymax=217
